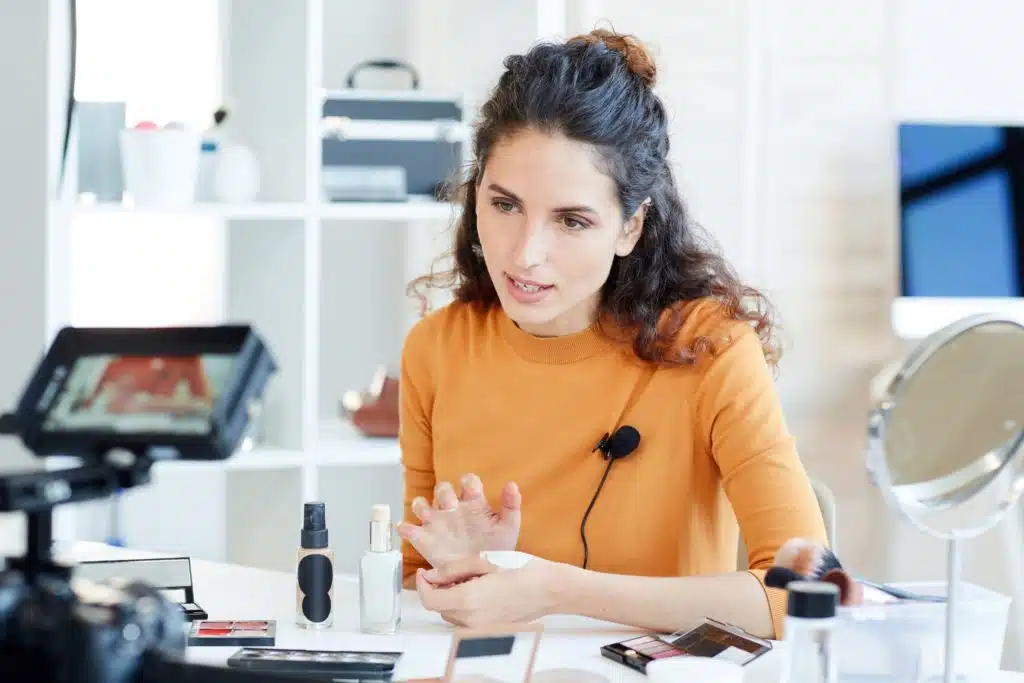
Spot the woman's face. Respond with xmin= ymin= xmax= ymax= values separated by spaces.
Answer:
xmin=475 ymin=128 xmax=645 ymax=337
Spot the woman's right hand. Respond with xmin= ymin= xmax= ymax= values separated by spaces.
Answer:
xmin=397 ymin=473 xmax=522 ymax=568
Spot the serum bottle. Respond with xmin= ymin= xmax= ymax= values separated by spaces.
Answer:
xmin=780 ymin=580 xmax=839 ymax=683
xmin=359 ymin=503 xmax=402 ymax=634
xmin=296 ymin=501 xmax=335 ymax=630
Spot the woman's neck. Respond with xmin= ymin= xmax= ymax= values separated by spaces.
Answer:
xmin=512 ymin=295 xmax=600 ymax=338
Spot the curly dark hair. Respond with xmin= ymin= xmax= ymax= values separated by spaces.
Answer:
xmin=408 ymin=28 xmax=781 ymax=367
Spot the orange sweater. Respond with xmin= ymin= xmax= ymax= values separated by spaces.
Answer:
xmin=398 ymin=298 xmax=828 ymax=638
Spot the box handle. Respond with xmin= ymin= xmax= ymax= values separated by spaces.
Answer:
xmin=345 ymin=59 xmax=420 ymax=90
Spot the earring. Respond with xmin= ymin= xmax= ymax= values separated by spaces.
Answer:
xmin=472 ymin=243 xmax=484 ymax=259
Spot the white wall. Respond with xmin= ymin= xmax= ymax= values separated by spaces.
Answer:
xmin=0 ymin=0 xmax=74 ymax=554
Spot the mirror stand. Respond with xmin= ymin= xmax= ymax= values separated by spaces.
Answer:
xmin=867 ymin=313 xmax=1024 ymax=683
xmin=943 ymin=537 xmax=963 ymax=683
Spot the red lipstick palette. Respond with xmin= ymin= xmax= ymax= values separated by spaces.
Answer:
xmin=187 ymin=620 xmax=277 ymax=647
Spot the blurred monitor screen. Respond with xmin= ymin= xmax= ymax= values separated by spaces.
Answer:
xmin=894 ymin=121 xmax=1024 ymax=338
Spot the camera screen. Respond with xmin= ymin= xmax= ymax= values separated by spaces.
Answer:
xmin=41 ymin=353 xmax=236 ymax=436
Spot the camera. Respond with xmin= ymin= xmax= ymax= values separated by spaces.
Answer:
xmin=0 ymin=324 xmax=300 ymax=683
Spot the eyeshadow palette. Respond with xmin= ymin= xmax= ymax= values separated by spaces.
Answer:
xmin=187 ymin=620 xmax=277 ymax=647
xmin=600 ymin=618 xmax=771 ymax=674
xmin=600 ymin=633 xmax=682 ymax=672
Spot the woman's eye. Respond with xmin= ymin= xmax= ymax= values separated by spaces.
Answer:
xmin=562 ymin=216 xmax=587 ymax=230
xmin=494 ymin=200 xmax=516 ymax=213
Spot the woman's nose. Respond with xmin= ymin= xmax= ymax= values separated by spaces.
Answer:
xmin=511 ymin=221 xmax=548 ymax=269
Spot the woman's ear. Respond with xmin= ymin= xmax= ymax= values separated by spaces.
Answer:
xmin=614 ymin=197 xmax=650 ymax=257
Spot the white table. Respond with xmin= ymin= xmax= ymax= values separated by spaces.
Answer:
xmin=36 ymin=542 xmax=1024 ymax=683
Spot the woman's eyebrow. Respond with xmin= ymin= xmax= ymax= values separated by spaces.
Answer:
xmin=487 ymin=183 xmax=598 ymax=215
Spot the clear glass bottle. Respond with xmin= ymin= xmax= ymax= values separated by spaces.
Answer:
xmin=780 ymin=580 xmax=839 ymax=683
xmin=359 ymin=503 xmax=402 ymax=634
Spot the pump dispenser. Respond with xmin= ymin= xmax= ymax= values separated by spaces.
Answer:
xmin=296 ymin=501 xmax=334 ymax=629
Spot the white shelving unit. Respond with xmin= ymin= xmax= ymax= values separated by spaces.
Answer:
xmin=54 ymin=0 xmax=592 ymax=576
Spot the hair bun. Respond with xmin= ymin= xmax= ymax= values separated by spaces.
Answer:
xmin=574 ymin=28 xmax=657 ymax=87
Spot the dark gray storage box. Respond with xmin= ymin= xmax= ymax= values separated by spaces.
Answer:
xmin=321 ymin=90 xmax=469 ymax=202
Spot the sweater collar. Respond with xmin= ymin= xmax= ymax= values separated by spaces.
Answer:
xmin=496 ymin=306 xmax=624 ymax=364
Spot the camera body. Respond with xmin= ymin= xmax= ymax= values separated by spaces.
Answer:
xmin=0 ymin=324 xmax=277 ymax=683
xmin=0 ymin=564 xmax=187 ymax=683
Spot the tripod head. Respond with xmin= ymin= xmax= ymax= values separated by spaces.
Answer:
xmin=0 ymin=324 xmax=310 ymax=683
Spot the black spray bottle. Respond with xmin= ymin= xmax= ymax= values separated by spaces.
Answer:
xmin=296 ymin=501 xmax=334 ymax=629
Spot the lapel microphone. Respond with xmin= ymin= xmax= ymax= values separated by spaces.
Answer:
xmin=593 ymin=425 xmax=642 ymax=460
xmin=582 ymin=425 xmax=642 ymax=569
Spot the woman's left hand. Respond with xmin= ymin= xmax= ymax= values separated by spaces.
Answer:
xmin=415 ymin=555 xmax=559 ymax=627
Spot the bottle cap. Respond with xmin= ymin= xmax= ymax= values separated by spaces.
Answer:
xmin=301 ymin=501 xmax=328 ymax=549
xmin=786 ymin=580 xmax=838 ymax=619
xmin=371 ymin=504 xmax=391 ymax=523
xmin=369 ymin=503 xmax=392 ymax=552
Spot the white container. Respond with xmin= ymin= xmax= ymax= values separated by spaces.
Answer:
xmin=212 ymin=143 xmax=260 ymax=203
xmin=481 ymin=550 xmax=534 ymax=569
xmin=119 ymin=127 xmax=201 ymax=208
xmin=647 ymin=658 xmax=743 ymax=683
xmin=834 ymin=581 xmax=1011 ymax=681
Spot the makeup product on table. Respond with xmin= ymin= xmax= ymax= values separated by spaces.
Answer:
xmin=187 ymin=620 xmax=276 ymax=647
xmin=296 ymin=501 xmax=335 ymax=630
xmin=779 ymin=581 xmax=839 ymax=683
xmin=600 ymin=617 xmax=772 ymax=675
xmin=226 ymin=647 xmax=402 ymax=681
xmin=359 ymin=503 xmax=402 ymax=634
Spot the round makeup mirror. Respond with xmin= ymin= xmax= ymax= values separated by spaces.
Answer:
xmin=866 ymin=313 xmax=1024 ymax=683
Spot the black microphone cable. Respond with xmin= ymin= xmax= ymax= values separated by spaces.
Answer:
xmin=579 ymin=455 xmax=616 ymax=570
xmin=580 ymin=426 xmax=640 ymax=570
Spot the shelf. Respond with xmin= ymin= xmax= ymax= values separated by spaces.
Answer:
xmin=70 ymin=199 xmax=457 ymax=222
xmin=313 ymin=417 xmax=400 ymax=466
xmin=71 ymin=201 xmax=309 ymax=220
xmin=129 ymin=419 xmax=400 ymax=473
xmin=319 ymin=197 xmax=458 ymax=221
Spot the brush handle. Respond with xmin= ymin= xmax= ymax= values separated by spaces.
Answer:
xmin=856 ymin=578 xmax=946 ymax=603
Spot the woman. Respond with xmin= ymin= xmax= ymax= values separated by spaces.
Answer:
xmin=396 ymin=28 xmax=828 ymax=640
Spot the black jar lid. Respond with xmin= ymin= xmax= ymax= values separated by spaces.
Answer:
xmin=786 ymin=580 xmax=838 ymax=619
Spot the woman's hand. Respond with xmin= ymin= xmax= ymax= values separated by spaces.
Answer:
xmin=415 ymin=555 xmax=559 ymax=627
xmin=398 ymin=473 xmax=521 ymax=568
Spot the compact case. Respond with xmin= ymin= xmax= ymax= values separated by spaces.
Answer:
xmin=74 ymin=556 xmax=208 ymax=622
xmin=601 ymin=618 xmax=772 ymax=675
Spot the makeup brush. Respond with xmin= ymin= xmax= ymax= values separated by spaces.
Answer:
xmin=771 ymin=537 xmax=940 ymax=605
xmin=773 ymin=537 xmax=843 ymax=579
xmin=765 ymin=565 xmax=864 ymax=606
xmin=821 ymin=568 xmax=864 ymax=606
xmin=764 ymin=566 xmax=804 ymax=590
